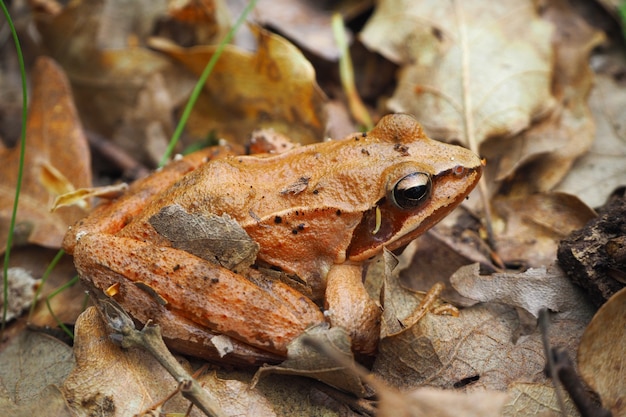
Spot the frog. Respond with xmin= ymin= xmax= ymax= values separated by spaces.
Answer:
xmin=62 ymin=114 xmax=483 ymax=365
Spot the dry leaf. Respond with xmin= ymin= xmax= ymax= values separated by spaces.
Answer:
xmin=373 ymin=303 xmax=530 ymax=391
xmin=491 ymin=192 xmax=596 ymax=266
xmin=65 ymin=307 xmax=346 ymax=416
xmin=33 ymin=0 xmax=197 ymax=165
xmin=451 ymin=261 xmax=593 ymax=348
xmin=253 ymin=324 xmax=369 ymax=398
xmin=0 ymin=57 xmax=91 ymax=253
xmin=556 ymin=73 xmax=626 ymax=207
xmin=396 ymin=230 xmax=491 ymax=306
xmin=502 ymin=382 xmax=581 ymax=417
xmin=63 ymin=307 xmax=218 ymax=417
xmin=380 ymin=248 xmax=431 ymax=337
xmin=252 ymin=0 xmax=342 ymax=60
xmin=486 ymin=0 xmax=604 ymax=193
xmin=149 ymin=25 xmax=327 ymax=145
xmin=578 ymin=287 xmax=626 ymax=416
xmin=0 ymin=330 xmax=74 ymax=416
xmin=309 ymin=335 xmax=509 ymax=417
xmin=51 ymin=183 xmax=129 ymax=211
xmin=197 ymin=372 xmax=277 ymax=417
xmin=373 ymin=296 xmax=588 ymax=398
xmin=361 ymin=0 xmax=555 ymax=145
xmin=450 ymin=263 xmax=596 ymax=321
xmin=149 ymin=204 xmax=260 ymax=272
xmin=377 ymin=386 xmax=508 ymax=417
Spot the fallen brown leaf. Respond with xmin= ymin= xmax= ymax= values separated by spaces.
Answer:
xmin=149 ymin=25 xmax=327 ymax=146
xmin=373 ymin=289 xmax=591 ymax=414
xmin=487 ymin=0 xmax=604 ymax=193
xmin=63 ymin=307 xmax=219 ymax=417
xmin=361 ymin=0 xmax=555 ymax=145
xmin=450 ymin=263 xmax=595 ymax=321
xmin=65 ymin=307 xmax=355 ymax=416
xmin=33 ymin=0 xmax=197 ymax=165
xmin=198 ymin=371 xmax=277 ymax=417
xmin=502 ymin=382 xmax=581 ymax=417
xmin=252 ymin=0 xmax=341 ymax=60
xmin=491 ymin=192 xmax=596 ymax=267
xmin=51 ymin=183 xmax=128 ymax=211
xmin=377 ymin=385 xmax=508 ymax=417
xmin=395 ymin=229 xmax=491 ymax=307
xmin=0 ymin=330 xmax=74 ymax=416
xmin=556 ymin=73 xmax=626 ymax=207
xmin=578 ymin=287 xmax=626 ymax=416
xmin=149 ymin=204 xmax=260 ymax=272
xmin=253 ymin=324 xmax=369 ymax=398
xmin=374 ymin=303 xmax=528 ymax=390
xmin=0 ymin=57 xmax=91 ymax=254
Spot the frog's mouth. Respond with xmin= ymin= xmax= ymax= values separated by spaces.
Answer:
xmin=346 ymin=164 xmax=482 ymax=261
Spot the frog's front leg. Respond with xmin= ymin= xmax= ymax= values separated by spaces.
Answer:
xmin=324 ymin=264 xmax=381 ymax=356
xmin=72 ymin=232 xmax=326 ymax=355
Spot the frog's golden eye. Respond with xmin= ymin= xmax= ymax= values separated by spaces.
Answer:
xmin=391 ymin=172 xmax=432 ymax=209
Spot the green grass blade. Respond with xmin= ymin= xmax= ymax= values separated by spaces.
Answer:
xmin=1 ymin=0 xmax=29 ymax=333
xmin=159 ymin=0 xmax=259 ymax=167
xmin=28 ymin=249 xmax=66 ymax=319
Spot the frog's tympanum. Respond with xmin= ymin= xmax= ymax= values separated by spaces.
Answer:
xmin=63 ymin=114 xmax=483 ymax=365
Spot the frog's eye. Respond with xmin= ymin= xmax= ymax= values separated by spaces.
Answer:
xmin=391 ymin=172 xmax=432 ymax=209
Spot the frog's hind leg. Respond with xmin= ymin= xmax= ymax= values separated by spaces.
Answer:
xmin=73 ymin=233 xmax=325 ymax=356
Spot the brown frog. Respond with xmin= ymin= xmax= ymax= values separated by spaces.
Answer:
xmin=63 ymin=114 xmax=483 ymax=364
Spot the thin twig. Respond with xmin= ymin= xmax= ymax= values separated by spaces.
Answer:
xmin=97 ymin=297 xmax=226 ymax=417
xmin=539 ymin=309 xmax=612 ymax=417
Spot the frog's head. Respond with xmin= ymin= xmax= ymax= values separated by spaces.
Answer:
xmin=346 ymin=114 xmax=483 ymax=261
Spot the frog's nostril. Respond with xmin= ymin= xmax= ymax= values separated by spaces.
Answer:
xmin=452 ymin=165 xmax=466 ymax=177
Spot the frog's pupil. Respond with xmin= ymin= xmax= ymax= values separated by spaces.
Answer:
xmin=392 ymin=172 xmax=431 ymax=209
xmin=403 ymin=185 xmax=427 ymax=200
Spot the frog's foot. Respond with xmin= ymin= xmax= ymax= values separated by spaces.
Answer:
xmin=401 ymin=282 xmax=459 ymax=329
